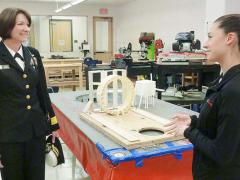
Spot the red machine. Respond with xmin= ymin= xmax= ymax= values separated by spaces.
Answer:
xmin=155 ymin=39 xmax=164 ymax=60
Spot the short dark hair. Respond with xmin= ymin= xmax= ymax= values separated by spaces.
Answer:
xmin=215 ymin=14 xmax=240 ymax=48
xmin=0 ymin=8 xmax=31 ymax=40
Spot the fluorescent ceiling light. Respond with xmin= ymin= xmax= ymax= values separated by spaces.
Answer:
xmin=55 ymin=8 xmax=62 ymax=13
xmin=71 ymin=0 xmax=86 ymax=5
xmin=62 ymin=3 xmax=72 ymax=9
xmin=55 ymin=0 xmax=86 ymax=13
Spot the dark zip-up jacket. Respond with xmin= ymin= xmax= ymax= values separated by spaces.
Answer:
xmin=184 ymin=64 xmax=240 ymax=180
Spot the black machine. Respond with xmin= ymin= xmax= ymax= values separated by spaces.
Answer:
xmin=119 ymin=42 xmax=132 ymax=58
xmin=172 ymin=31 xmax=201 ymax=52
xmin=113 ymin=42 xmax=133 ymax=68
xmin=81 ymin=40 xmax=90 ymax=58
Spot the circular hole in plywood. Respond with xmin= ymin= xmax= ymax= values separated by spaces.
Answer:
xmin=139 ymin=128 xmax=164 ymax=136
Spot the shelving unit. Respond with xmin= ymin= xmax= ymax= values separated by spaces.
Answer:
xmin=43 ymin=59 xmax=84 ymax=90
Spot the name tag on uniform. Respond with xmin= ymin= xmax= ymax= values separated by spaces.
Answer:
xmin=0 ymin=65 xmax=10 ymax=70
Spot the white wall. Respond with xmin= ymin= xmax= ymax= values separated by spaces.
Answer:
xmin=2 ymin=0 xmax=239 ymax=59
xmin=225 ymin=0 xmax=240 ymax=14
xmin=205 ymin=0 xmax=225 ymax=24
xmin=204 ymin=0 xmax=240 ymax=42
xmin=113 ymin=0 xmax=206 ymax=53
xmin=0 ymin=2 xmax=115 ymax=58
xmin=204 ymin=0 xmax=225 ymax=40
xmin=0 ymin=1 xmax=207 ymax=56
xmin=31 ymin=16 xmax=88 ymax=58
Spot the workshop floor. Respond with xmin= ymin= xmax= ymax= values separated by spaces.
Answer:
xmin=0 ymin=88 xmax=90 ymax=180
xmin=46 ymin=87 xmax=91 ymax=179
xmin=0 ymin=141 xmax=90 ymax=180
xmin=45 ymin=141 xmax=90 ymax=180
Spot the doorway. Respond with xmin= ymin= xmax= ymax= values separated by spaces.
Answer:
xmin=49 ymin=19 xmax=73 ymax=52
xmin=93 ymin=17 xmax=113 ymax=63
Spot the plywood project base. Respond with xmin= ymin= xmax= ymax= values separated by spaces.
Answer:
xmin=79 ymin=108 xmax=184 ymax=149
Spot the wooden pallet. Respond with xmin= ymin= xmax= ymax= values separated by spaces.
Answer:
xmin=79 ymin=108 xmax=184 ymax=149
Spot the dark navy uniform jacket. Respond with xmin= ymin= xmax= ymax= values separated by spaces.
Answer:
xmin=184 ymin=64 xmax=240 ymax=179
xmin=0 ymin=41 xmax=59 ymax=143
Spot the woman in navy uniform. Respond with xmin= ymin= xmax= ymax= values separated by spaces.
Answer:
xmin=166 ymin=14 xmax=240 ymax=179
xmin=0 ymin=8 xmax=60 ymax=180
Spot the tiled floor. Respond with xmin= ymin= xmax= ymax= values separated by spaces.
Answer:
xmin=0 ymin=141 xmax=90 ymax=180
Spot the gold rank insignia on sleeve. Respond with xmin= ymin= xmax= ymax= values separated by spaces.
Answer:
xmin=50 ymin=116 xmax=58 ymax=125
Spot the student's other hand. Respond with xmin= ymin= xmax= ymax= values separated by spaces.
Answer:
xmin=0 ymin=157 xmax=3 ymax=168
xmin=52 ymin=130 xmax=60 ymax=143
xmin=164 ymin=113 xmax=190 ymax=136
xmin=0 ymin=161 xmax=4 ymax=169
xmin=164 ymin=120 xmax=177 ymax=135
xmin=172 ymin=113 xmax=191 ymax=126
xmin=174 ymin=122 xmax=189 ymax=136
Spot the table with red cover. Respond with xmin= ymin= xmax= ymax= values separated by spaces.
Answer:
xmin=50 ymin=91 xmax=198 ymax=180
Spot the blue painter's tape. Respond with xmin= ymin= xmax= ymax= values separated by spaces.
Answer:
xmin=96 ymin=143 xmax=108 ymax=160
xmin=96 ymin=141 xmax=193 ymax=167
xmin=173 ymin=151 xmax=183 ymax=160
xmin=135 ymin=158 xmax=144 ymax=167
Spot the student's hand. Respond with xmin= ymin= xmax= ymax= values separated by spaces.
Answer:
xmin=172 ymin=113 xmax=191 ymax=126
xmin=52 ymin=130 xmax=60 ymax=143
xmin=164 ymin=113 xmax=191 ymax=136
xmin=0 ymin=161 xmax=3 ymax=168
xmin=164 ymin=120 xmax=177 ymax=135
xmin=0 ymin=155 xmax=4 ymax=168
xmin=173 ymin=123 xmax=189 ymax=136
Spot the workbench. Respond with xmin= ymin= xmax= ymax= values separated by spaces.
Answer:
xmin=162 ymin=91 xmax=206 ymax=105
xmin=43 ymin=59 xmax=83 ymax=90
xmin=127 ymin=61 xmax=152 ymax=77
xmin=152 ymin=62 xmax=220 ymax=98
xmin=50 ymin=91 xmax=198 ymax=180
xmin=43 ymin=58 xmax=82 ymax=64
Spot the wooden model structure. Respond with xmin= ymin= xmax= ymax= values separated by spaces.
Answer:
xmin=80 ymin=75 xmax=183 ymax=149
xmin=88 ymin=69 xmax=126 ymax=102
